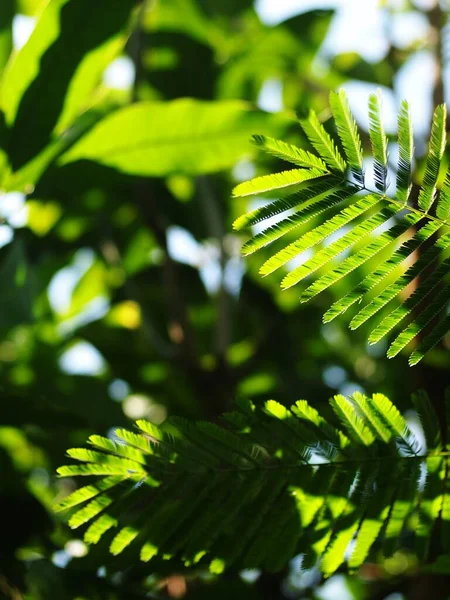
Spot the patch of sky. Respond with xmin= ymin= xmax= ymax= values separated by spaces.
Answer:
xmin=109 ymin=378 xmax=130 ymax=402
xmin=391 ymin=11 xmax=429 ymax=49
xmin=0 ymin=192 xmax=27 ymax=228
xmin=257 ymin=78 xmax=283 ymax=113
xmin=316 ymin=574 xmax=354 ymax=600
xmin=167 ymin=226 xmax=244 ymax=296
xmin=103 ymin=56 xmax=135 ymax=90
xmin=224 ymin=256 xmax=245 ymax=296
xmin=12 ymin=14 xmax=35 ymax=50
xmin=339 ymin=381 xmax=365 ymax=397
xmin=343 ymin=82 xmax=397 ymax=133
xmin=323 ymin=364 xmax=347 ymax=388
xmin=395 ymin=50 xmax=435 ymax=142
xmin=285 ymin=248 xmax=314 ymax=271
xmin=59 ymin=340 xmax=106 ymax=376
xmin=48 ymin=248 xmax=95 ymax=314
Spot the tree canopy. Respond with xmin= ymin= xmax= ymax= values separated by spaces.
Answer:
xmin=0 ymin=1 xmax=449 ymax=599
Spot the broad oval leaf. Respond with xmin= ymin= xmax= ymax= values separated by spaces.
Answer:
xmin=59 ymin=99 xmax=289 ymax=176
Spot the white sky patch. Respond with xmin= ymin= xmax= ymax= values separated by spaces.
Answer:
xmin=224 ymin=256 xmax=245 ymax=296
xmin=395 ymin=50 xmax=434 ymax=140
xmin=167 ymin=226 xmax=202 ymax=266
xmin=48 ymin=248 xmax=94 ymax=313
xmin=0 ymin=192 xmax=28 ymax=228
xmin=285 ymin=248 xmax=313 ymax=271
xmin=256 ymin=0 xmax=336 ymax=25
xmin=199 ymin=259 xmax=221 ymax=294
xmin=59 ymin=340 xmax=106 ymax=376
xmin=103 ymin=56 xmax=135 ymax=90
xmin=316 ymin=574 xmax=354 ymax=600
xmin=342 ymin=82 xmax=398 ymax=133
xmin=257 ymin=0 xmax=389 ymax=62
xmin=12 ymin=14 xmax=35 ymax=50
xmin=323 ymin=1 xmax=389 ymax=62
xmin=323 ymin=364 xmax=347 ymax=388
xmin=339 ymin=381 xmax=365 ymax=397
xmin=258 ymin=78 xmax=283 ymax=113
xmin=391 ymin=11 xmax=429 ymax=49
xmin=233 ymin=159 xmax=256 ymax=182
xmin=52 ymin=550 xmax=70 ymax=568
xmin=109 ymin=378 xmax=130 ymax=402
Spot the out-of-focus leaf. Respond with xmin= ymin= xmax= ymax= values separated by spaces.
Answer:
xmin=283 ymin=10 xmax=334 ymax=51
xmin=0 ymin=0 xmax=14 ymax=72
xmin=0 ymin=239 xmax=35 ymax=329
xmin=330 ymin=52 xmax=395 ymax=87
xmin=26 ymin=559 xmax=70 ymax=600
xmin=1 ymin=0 xmax=138 ymax=170
xmin=145 ymin=0 xmax=211 ymax=46
xmin=17 ymin=0 xmax=46 ymax=16
xmin=1 ymin=100 xmax=119 ymax=192
xmin=59 ymin=99 xmax=290 ymax=176
xmin=197 ymin=0 xmax=253 ymax=18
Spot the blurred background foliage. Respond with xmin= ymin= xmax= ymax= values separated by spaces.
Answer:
xmin=0 ymin=0 xmax=449 ymax=598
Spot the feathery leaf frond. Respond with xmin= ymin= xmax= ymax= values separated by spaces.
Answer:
xmin=56 ymin=392 xmax=450 ymax=578
xmin=252 ymin=134 xmax=328 ymax=171
xmin=298 ymin=108 xmax=347 ymax=173
xmin=418 ymin=104 xmax=447 ymax=212
xmin=329 ymin=89 xmax=365 ymax=185
xmin=234 ymin=89 xmax=450 ymax=364
xmin=368 ymin=91 xmax=389 ymax=193
xmin=396 ymin=100 xmax=414 ymax=204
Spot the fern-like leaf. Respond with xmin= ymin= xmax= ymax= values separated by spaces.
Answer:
xmin=55 ymin=392 xmax=450 ymax=578
xmin=396 ymin=100 xmax=413 ymax=204
xmin=368 ymin=91 xmax=389 ymax=193
xmin=234 ymin=90 xmax=450 ymax=364
xmin=329 ymin=89 xmax=365 ymax=185
xmin=252 ymin=135 xmax=328 ymax=171
xmin=298 ymin=108 xmax=347 ymax=173
xmin=418 ymin=104 xmax=447 ymax=212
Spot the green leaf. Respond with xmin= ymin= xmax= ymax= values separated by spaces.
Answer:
xmin=233 ymin=167 xmax=326 ymax=198
xmin=368 ymin=91 xmax=388 ymax=193
xmin=388 ymin=283 xmax=450 ymax=360
xmin=59 ymin=99 xmax=289 ymax=176
xmin=0 ymin=0 xmax=13 ymax=73
xmin=396 ymin=100 xmax=413 ymax=204
xmin=305 ymin=213 xmax=421 ymax=307
xmin=252 ymin=134 xmax=328 ymax=170
xmin=371 ymin=393 xmax=420 ymax=456
xmin=329 ymin=89 xmax=364 ymax=185
xmin=234 ymin=91 xmax=450 ymax=364
xmin=298 ymin=108 xmax=346 ymax=173
xmin=437 ymin=165 xmax=450 ymax=221
xmin=56 ymin=393 xmax=450 ymax=576
xmin=330 ymin=394 xmax=375 ymax=447
xmin=233 ymin=177 xmax=340 ymax=232
xmin=0 ymin=240 xmax=35 ymax=330
xmin=412 ymin=390 xmax=442 ymax=452
xmin=1 ymin=0 xmax=139 ymax=170
xmin=350 ymin=392 xmax=392 ymax=444
xmin=417 ymin=104 xmax=447 ymax=212
xmin=264 ymin=191 xmax=377 ymax=279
